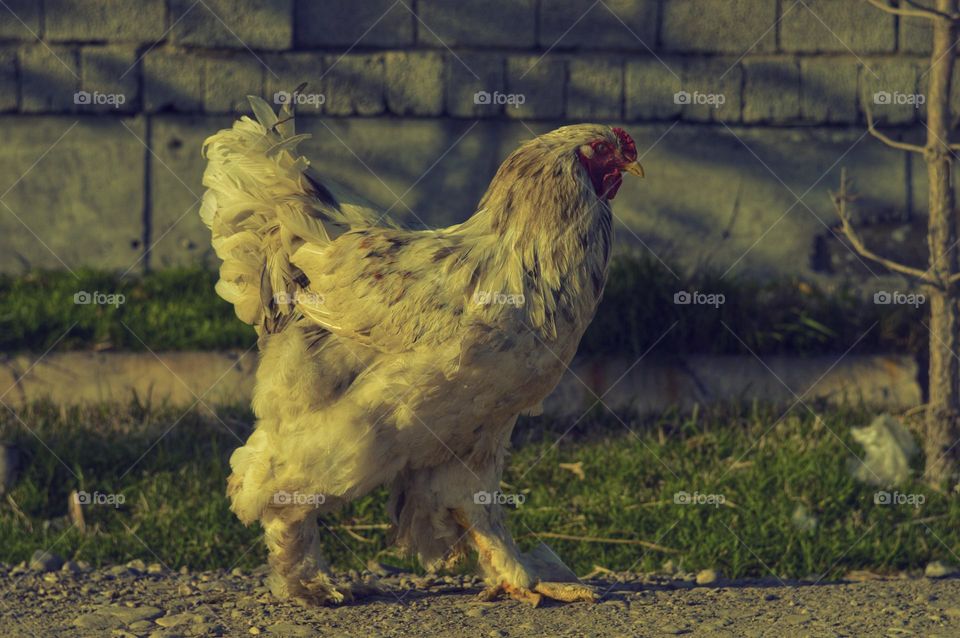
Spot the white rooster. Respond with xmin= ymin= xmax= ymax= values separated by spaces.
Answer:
xmin=200 ymin=91 xmax=643 ymax=606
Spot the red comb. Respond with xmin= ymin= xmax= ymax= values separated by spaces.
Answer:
xmin=612 ymin=127 xmax=637 ymax=161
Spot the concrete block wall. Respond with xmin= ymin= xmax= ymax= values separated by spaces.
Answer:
xmin=0 ymin=0 xmax=956 ymax=280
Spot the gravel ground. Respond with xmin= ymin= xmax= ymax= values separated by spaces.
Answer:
xmin=2 ymin=559 xmax=959 ymax=637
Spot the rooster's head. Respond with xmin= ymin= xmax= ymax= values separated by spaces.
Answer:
xmin=490 ymin=124 xmax=643 ymax=203
xmin=477 ymin=124 xmax=644 ymax=238
xmin=573 ymin=126 xmax=643 ymax=200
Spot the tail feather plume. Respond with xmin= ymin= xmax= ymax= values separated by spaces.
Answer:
xmin=200 ymin=92 xmax=389 ymax=331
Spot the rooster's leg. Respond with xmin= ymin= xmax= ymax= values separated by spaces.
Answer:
xmin=451 ymin=507 xmax=596 ymax=606
xmin=262 ymin=506 xmax=369 ymax=605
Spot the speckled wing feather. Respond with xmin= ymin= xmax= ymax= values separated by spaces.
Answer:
xmin=290 ymin=228 xmax=484 ymax=353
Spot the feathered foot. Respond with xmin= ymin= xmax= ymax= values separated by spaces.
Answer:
xmin=268 ymin=569 xmax=353 ymax=605
xmin=452 ymin=508 xmax=596 ymax=607
xmin=267 ymin=566 xmax=384 ymax=606
xmin=262 ymin=508 xmax=382 ymax=606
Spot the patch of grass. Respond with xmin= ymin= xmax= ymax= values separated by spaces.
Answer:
xmin=0 ymin=256 xmax=925 ymax=356
xmin=0 ymin=270 xmax=253 ymax=352
xmin=1 ymin=401 xmax=955 ymax=579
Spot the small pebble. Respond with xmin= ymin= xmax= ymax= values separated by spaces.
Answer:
xmin=696 ymin=569 xmax=720 ymax=586
xmin=925 ymin=561 xmax=957 ymax=579
xmin=29 ymin=550 xmax=64 ymax=572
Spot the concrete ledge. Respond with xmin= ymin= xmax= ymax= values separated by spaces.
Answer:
xmin=0 ymin=351 xmax=257 ymax=408
xmin=0 ymin=351 xmax=920 ymax=417
xmin=547 ymin=354 xmax=920 ymax=417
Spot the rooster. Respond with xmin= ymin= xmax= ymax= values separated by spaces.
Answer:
xmin=200 ymin=92 xmax=643 ymax=606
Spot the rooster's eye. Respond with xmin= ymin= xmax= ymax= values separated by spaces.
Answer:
xmin=595 ymin=143 xmax=607 ymax=154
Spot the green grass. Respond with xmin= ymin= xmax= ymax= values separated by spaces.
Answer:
xmin=0 ymin=270 xmax=252 ymax=352
xmin=1 ymin=401 xmax=955 ymax=580
xmin=0 ymin=255 xmax=925 ymax=356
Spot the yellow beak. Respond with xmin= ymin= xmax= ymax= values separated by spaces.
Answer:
xmin=622 ymin=160 xmax=644 ymax=178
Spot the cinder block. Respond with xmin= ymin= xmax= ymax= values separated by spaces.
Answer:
xmin=0 ymin=116 xmax=146 ymax=271
xmin=295 ymin=0 xmax=413 ymax=47
xmin=900 ymin=15 xmax=933 ymax=55
xmin=323 ymin=54 xmax=386 ymax=116
xmin=0 ymin=49 xmax=16 ymax=112
xmin=662 ymin=0 xmax=776 ymax=53
xmin=149 ymin=116 xmax=231 ymax=269
xmin=539 ymin=0 xmax=658 ymax=50
xmin=446 ymin=53 xmax=505 ymax=118
xmin=781 ymin=0 xmax=894 ymax=53
xmin=264 ymin=52 xmax=326 ymax=111
xmin=79 ymin=46 xmax=139 ymax=114
xmin=800 ymin=57 xmax=858 ymax=124
xmin=742 ymin=59 xmax=801 ymax=123
xmin=204 ymin=55 xmax=263 ymax=114
xmin=385 ymin=52 xmax=444 ymax=116
xmin=505 ymin=56 xmax=565 ymax=120
xmin=679 ymin=57 xmax=742 ymax=122
xmin=568 ymin=58 xmax=622 ymax=120
xmin=0 ymin=0 xmax=41 ymax=41
xmin=144 ymin=50 xmax=204 ymax=113
xmin=861 ymin=59 xmax=921 ymax=125
xmin=46 ymin=0 xmax=166 ymax=42
xmin=20 ymin=45 xmax=79 ymax=113
xmin=625 ymin=57 xmax=683 ymax=120
xmin=418 ymin=0 xmax=536 ymax=47
xmin=170 ymin=0 xmax=293 ymax=50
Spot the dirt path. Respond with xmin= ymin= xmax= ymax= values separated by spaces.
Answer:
xmin=1 ymin=561 xmax=958 ymax=637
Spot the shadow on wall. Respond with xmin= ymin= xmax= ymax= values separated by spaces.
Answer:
xmin=1 ymin=2 xmax=958 ymax=282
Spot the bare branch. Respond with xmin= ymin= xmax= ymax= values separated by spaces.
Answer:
xmin=832 ymin=168 xmax=938 ymax=284
xmin=865 ymin=0 xmax=958 ymax=21
xmin=864 ymin=101 xmax=927 ymax=153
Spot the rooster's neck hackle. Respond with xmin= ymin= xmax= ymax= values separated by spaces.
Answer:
xmin=461 ymin=129 xmax=614 ymax=340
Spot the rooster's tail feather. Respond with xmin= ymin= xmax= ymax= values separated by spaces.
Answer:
xmin=200 ymin=92 xmax=386 ymax=332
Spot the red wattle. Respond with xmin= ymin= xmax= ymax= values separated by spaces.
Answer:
xmin=601 ymin=170 xmax=622 ymax=199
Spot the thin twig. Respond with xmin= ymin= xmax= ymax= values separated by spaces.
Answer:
xmin=6 ymin=494 xmax=32 ymax=531
xmin=341 ymin=527 xmax=377 ymax=544
xmin=864 ymin=101 xmax=926 ymax=154
xmin=865 ymin=0 xmax=958 ymax=21
xmin=527 ymin=531 xmax=678 ymax=554
xmin=896 ymin=514 xmax=948 ymax=527
xmin=579 ymin=564 xmax=616 ymax=580
xmin=832 ymin=168 xmax=937 ymax=284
